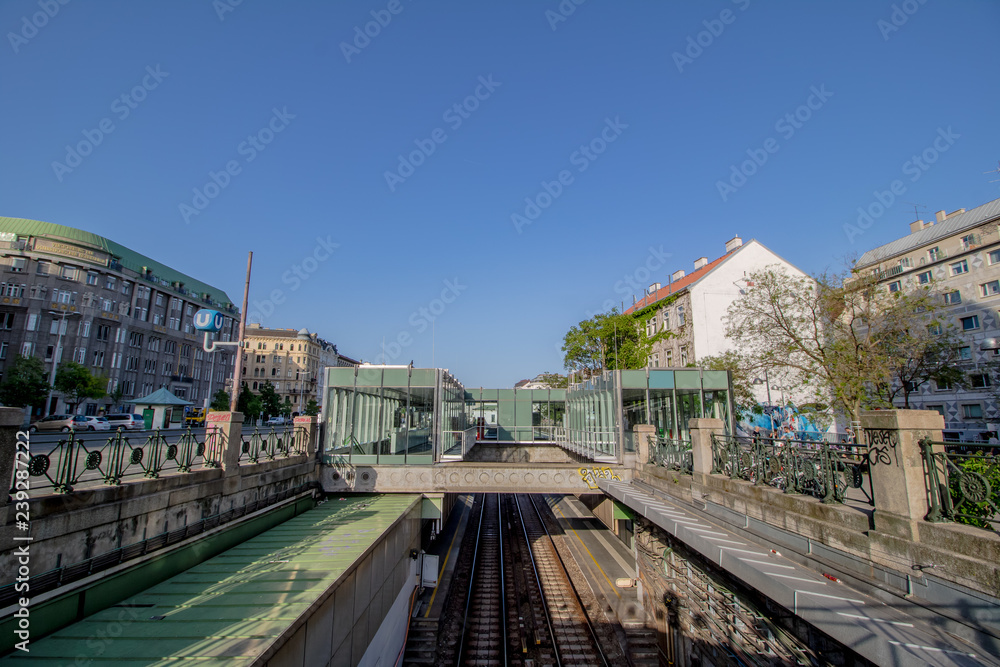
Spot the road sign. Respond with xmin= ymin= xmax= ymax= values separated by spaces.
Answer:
xmin=194 ymin=309 xmax=224 ymax=332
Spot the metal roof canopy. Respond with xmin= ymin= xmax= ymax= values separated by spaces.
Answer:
xmin=1 ymin=494 xmax=421 ymax=665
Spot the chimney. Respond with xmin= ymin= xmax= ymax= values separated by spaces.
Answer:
xmin=725 ymin=236 xmax=743 ymax=253
xmin=671 ymin=269 xmax=686 ymax=281
xmin=948 ymin=208 xmax=966 ymax=218
xmin=693 ymin=257 xmax=708 ymax=270
xmin=909 ymin=220 xmax=925 ymax=234
xmin=647 ymin=282 xmax=661 ymax=294
xmin=935 ymin=210 xmax=947 ymax=223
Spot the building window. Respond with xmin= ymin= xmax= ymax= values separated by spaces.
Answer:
xmin=680 ymin=346 xmax=688 ymax=366
xmin=86 ymin=272 xmax=99 ymax=286
xmin=0 ymin=312 xmax=13 ymax=329
xmin=936 ymin=378 xmax=953 ymax=391
xmin=990 ymin=249 xmax=1000 ymax=265
xmin=128 ymin=332 xmax=143 ymax=347
xmin=888 ymin=281 xmax=901 ymax=293
xmin=961 ymin=315 xmax=980 ymax=331
xmin=273 ymin=355 xmax=281 ymax=364
xmin=899 ymin=257 xmax=913 ymax=268
xmin=928 ymin=247 xmax=942 ymax=262
xmin=0 ymin=342 xmax=7 ymax=360
xmin=944 ymin=290 xmax=962 ymax=305
xmin=36 ymin=261 xmax=49 ymax=275
xmin=75 ymin=347 xmax=86 ymax=363
xmin=21 ymin=342 xmax=33 ymax=357
xmin=81 ymin=321 xmax=90 ymax=337
xmin=164 ymin=341 xmax=176 ymax=354
xmin=957 ymin=346 xmax=972 ymax=360
xmin=26 ymin=313 xmax=38 ymax=331
xmin=105 ymin=275 xmax=116 ymax=290
xmin=93 ymin=350 xmax=104 ymax=366
xmin=61 ymin=265 xmax=77 ymax=280
xmin=121 ymin=281 xmax=131 ymax=296
xmin=963 ymin=404 xmax=983 ymax=420
xmin=926 ymin=404 xmax=945 ymax=417
xmin=971 ymin=374 xmax=991 ymax=389
xmin=155 ymin=294 xmax=164 ymax=307
xmin=951 ymin=259 xmax=969 ymax=276
xmin=95 ymin=324 xmax=110 ymax=341
xmin=917 ymin=271 xmax=932 ymax=284
xmin=982 ymin=281 xmax=1000 ymax=297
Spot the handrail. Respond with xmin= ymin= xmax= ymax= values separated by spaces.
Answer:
xmin=919 ymin=438 xmax=999 ymax=531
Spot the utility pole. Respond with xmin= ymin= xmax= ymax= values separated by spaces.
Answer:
xmin=229 ymin=252 xmax=252 ymax=412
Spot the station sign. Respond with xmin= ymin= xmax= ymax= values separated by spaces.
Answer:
xmin=193 ymin=309 xmax=225 ymax=333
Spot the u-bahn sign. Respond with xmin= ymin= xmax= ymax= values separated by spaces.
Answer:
xmin=194 ymin=309 xmax=224 ymax=333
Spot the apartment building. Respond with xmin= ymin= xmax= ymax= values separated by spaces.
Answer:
xmin=856 ymin=197 xmax=1000 ymax=441
xmin=242 ymin=324 xmax=358 ymax=412
xmin=0 ymin=217 xmax=239 ymax=416
xmin=625 ymin=236 xmax=808 ymax=388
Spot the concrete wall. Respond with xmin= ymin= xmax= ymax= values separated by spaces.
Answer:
xmin=0 ymin=456 xmax=319 ymax=579
xmin=261 ymin=501 xmax=422 ymax=667
xmin=463 ymin=443 xmax=587 ymax=463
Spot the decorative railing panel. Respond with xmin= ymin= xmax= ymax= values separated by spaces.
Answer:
xmin=649 ymin=435 xmax=692 ymax=474
xmin=710 ymin=434 xmax=873 ymax=505
xmin=238 ymin=425 xmax=308 ymax=463
xmin=920 ymin=439 xmax=999 ymax=531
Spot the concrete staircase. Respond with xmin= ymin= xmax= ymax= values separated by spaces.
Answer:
xmin=623 ymin=621 xmax=661 ymax=667
xmin=401 ymin=618 xmax=440 ymax=666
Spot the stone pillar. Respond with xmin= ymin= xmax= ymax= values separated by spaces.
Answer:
xmin=294 ymin=415 xmax=319 ymax=458
xmin=689 ymin=418 xmax=725 ymax=478
xmin=206 ymin=411 xmax=244 ymax=477
xmin=633 ymin=424 xmax=656 ymax=469
xmin=860 ymin=409 xmax=944 ymax=540
xmin=0 ymin=407 xmax=24 ymax=526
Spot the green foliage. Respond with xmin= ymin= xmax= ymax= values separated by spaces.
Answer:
xmin=562 ymin=308 xmax=671 ymax=373
xmin=698 ymin=350 xmax=762 ymax=419
xmin=257 ymin=381 xmax=282 ymax=419
xmin=950 ymin=454 xmax=1000 ymax=531
xmin=282 ymin=396 xmax=294 ymax=415
xmin=54 ymin=361 xmax=106 ymax=409
xmin=236 ymin=382 xmax=262 ymax=419
xmin=535 ymin=372 xmax=568 ymax=388
xmin=108 ymin=383 xmax=126 ymax=410
xmin=0 ymin=355 xmax=49 ymax=409
xmin=210 ymin=389 xmax=230 ymax=411
xmin=304 ymin=399 xmax=321 ymax=416
xmin=724 ymin=265 xmax=954 ymax=424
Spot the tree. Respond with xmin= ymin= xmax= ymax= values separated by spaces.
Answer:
xmin=535 ymin=372 xmax=568 ymax=388
xmin=872 ymin=323 xmax=967 ymax=408
xmin=0 ymin=355 xmax=49 ymax=410
xmin=282 ymin=396 xmax=294 ymax=416
xmin=108 ymin=382 xmax=126 ymax=411
xmin=236 ymin=382 xmax=262 ymax=420
xmin=304 ymin=399 xmax=321 ymax=416
xmin=562 ymin=308 xmax=669 ymax=373
xmin=54 ymin=361 xmax=106 ymax=412
xmin=698 ymin=350 xmax=762 ymax=419
xmin=257 ymin=381 xmax=282 ymax=419
xmin=724 ymin=265 xmax=950 ymax=424
xmin=210 ymin=389 xmax=230 ymax=411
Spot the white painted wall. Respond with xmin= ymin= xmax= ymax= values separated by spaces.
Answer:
xmin=689 ymin=240 xmax=811 ymax=405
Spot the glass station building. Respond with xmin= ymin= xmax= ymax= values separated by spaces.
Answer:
xmin=322 ymin=365 xmax=733 ymax=465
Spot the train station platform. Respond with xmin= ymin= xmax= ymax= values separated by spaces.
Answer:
xmin=1 ymin=494 xmax=422 ymax=666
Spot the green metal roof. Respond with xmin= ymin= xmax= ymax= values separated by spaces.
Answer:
xmin=0 ymin=494 xmax=420 ymax=665
xmin=0 ymin=217 xmax=234 ymax=307
xmin=133 ymin=387 xmax=193 ymax=406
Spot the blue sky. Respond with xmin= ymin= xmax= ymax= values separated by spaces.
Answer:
xmin=2 ymin=0 xmax=998 ymax=387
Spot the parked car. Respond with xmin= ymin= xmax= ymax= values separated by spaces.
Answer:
xmin=105 ymin=413 xmax=146 ymax=431
xmin=265 ymin=416 xmax=287 ymax=426
xmin=28 ymin=414 xmax=75 ymax=432
xmin=74 ymin=415 xmax=110 ymax=431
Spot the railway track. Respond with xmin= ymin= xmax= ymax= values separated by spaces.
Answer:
xmin=454 ymin=493 xmax=610 ymax=667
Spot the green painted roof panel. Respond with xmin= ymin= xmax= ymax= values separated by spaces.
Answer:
xmin=0 ymin=494 xmax=420 ymax=665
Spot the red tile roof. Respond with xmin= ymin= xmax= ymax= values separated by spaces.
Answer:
xmin=624 ymin=250 xmax=736 ymax=315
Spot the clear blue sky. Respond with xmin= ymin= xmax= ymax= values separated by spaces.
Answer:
xmin=2 ymin=1 xmax=998 ymax=387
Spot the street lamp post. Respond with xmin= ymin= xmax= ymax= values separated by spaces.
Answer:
xmin=45 ymin=310 xmax=80 ymax=417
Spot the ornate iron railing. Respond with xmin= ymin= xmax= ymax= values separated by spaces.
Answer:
xmin=649 ymin=434 xmax=692 ymax=474
xmin=710 ymin=434 xmax=873 ymax=505
xmin=238 ymin=425 xmax=308 ymax=463
xmin=920 ymin=439 xmax=999 ymax=531
xmin=22 ymin=428 xmax=212 ymax=495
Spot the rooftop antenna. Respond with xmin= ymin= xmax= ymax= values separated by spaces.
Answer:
xmin=905 ymin=202 xmax=927 ymax=221
xmin=984 ymin=161 xmax=1000 ymax=184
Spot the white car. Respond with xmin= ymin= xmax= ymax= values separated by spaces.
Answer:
xmin=75 ymin=416 xmax=110 ymax=431
xmin=265 ymin=416 xmax=287 ymax=426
